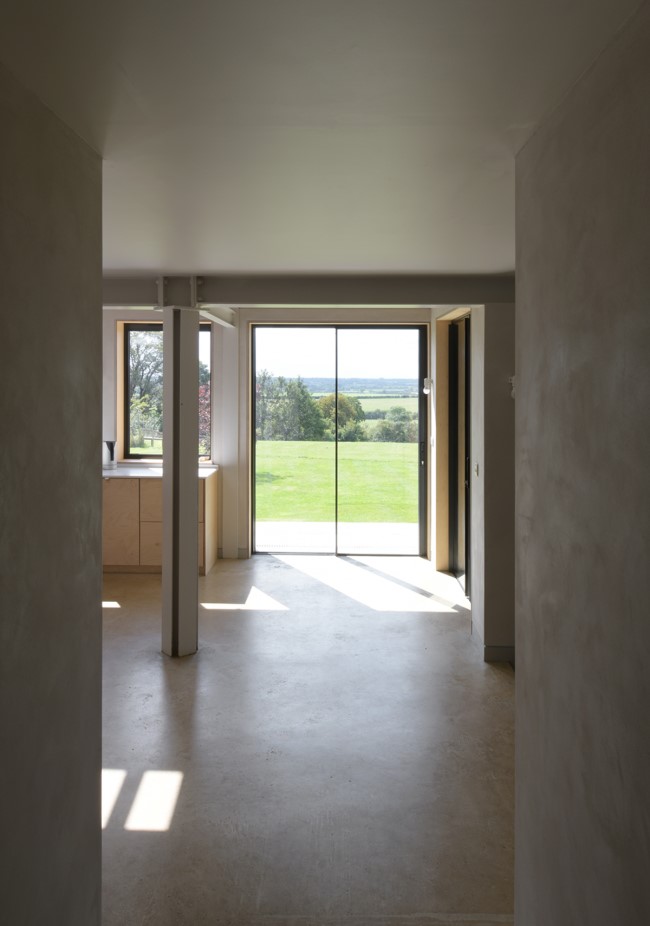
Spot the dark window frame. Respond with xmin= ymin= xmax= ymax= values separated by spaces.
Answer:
xmin=123 ymin=321 xmax=212 ymax=461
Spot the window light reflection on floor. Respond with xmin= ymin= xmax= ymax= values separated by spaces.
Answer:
xmin=124 ymin=771 xmax=184 ymax=832
xmin=201 ymin=586 xmax=288 ymax=611
xmin=102 ymin=601 xmax=121 ymax=609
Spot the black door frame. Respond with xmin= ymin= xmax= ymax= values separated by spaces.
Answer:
xmin=251 ymin=323 xmax=429 ymax=556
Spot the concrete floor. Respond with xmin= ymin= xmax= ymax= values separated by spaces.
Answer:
xmin=102 ymin=556 xmax=514 ymax=926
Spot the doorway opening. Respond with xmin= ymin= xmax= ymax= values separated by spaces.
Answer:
xmin=448 ymin=317 xmax=471 ymax=595
xmin=252 ymin=325 xmax=428 ymax=555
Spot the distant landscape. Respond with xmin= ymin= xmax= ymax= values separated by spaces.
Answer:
xmin=302 ymin=377 xmax=418 ymax=397
xmin=255 ymin=373 xmax=421 ymax=444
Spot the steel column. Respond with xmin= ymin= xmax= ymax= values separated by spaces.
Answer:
xmin=162 ymin=307 xmax=199 ymax=657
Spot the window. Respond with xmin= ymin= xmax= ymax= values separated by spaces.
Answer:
xmin=124 ymin=323 xmax=212 ymax=461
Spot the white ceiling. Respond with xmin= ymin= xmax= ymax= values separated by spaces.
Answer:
xmin=0 ymin=0 xmax=641 ymax=274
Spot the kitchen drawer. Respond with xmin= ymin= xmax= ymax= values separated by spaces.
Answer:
xmin=140 ymin=479 xmax=204 ymax=522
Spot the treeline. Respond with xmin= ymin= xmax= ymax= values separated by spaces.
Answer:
xmin=255 ymin=371 xmax=418 ymax=443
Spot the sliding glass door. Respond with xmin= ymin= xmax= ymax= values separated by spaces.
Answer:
xmin=252 ymin=325 xmax=427 ymax=555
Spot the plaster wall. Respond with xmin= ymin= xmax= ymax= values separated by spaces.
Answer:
xmin=0 ymin=64 xmax=102 ymax=924
xmin=515 ymin=3 xmax=650 ymax=922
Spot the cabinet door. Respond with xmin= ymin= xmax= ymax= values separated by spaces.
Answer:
xmin=140 ymin=521 xmax=204 ymax=569
xmin=140 ymin=521 xmax=162 ymax=565
xmin=140 ymin=480 xmax=162 ymax=522
xmin=103 ymin=479 xmax=140 ymax=565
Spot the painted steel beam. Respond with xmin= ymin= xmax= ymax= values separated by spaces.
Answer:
xmin=103 ymin=273 xmax=515 ymax=309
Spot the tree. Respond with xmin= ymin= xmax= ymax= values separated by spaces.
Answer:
xmin=128 ymin=330 xmax=164 ymax=426
xmin=198 ymin=383 xmax=211 ymax=457
xmin=339 ymin=420 xmax=367 ymax=442
xmin=255 ymin=369 xmax=279 ymax=440
xmin=199 ymin=360 xmax=210 ymax=386
xmin=283 ymin=379 xmax=327 ymax=440
xmin=372 ymin=406 xmax=418 ymax=443
xmin=129 ymin=394 xmax=160 ymax=447
xmin=386 ymin=405 xmax=411 ymax=423
xmin=255 ymin=372 xmax=326 ymax=440
xmin=317 ymin=393 xmax=365 ymax=440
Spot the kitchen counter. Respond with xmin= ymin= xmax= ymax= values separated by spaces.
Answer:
xmin=103 ymin=464 xmax=218 ymax=479
xmin=102 ymin=466 xmax=219 ymax=574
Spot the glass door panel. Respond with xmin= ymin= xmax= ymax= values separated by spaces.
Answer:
xmin=336 ymin=328 xmax=422 ymax=554
xmin=253 ymin=327 xmax=336 ymax=553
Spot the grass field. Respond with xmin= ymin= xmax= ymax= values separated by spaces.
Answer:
xmin=356 ymin=395 xmax=419 ymax=415
xmin=255 ymin=440 xmax=418 ymax=522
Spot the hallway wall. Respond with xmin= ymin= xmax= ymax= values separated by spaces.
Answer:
xmin=515 ymin=2 xmax=650 ymax=922
xmin=0 ymin=64 xmax=102 ymax=924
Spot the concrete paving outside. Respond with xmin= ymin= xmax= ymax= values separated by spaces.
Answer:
xmin=254 ymin=520 xmax=419 ymax=555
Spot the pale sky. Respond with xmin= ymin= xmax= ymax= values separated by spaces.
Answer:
xmin=254 ymin=327 xmax=419 ymax=379
xmin=199 ymin=328 xmax=211 ymax=368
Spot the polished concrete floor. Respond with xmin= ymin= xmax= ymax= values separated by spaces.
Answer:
xmin=102 ymin=556 xmax=514 ymax=926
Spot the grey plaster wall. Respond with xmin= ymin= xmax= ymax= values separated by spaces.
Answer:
xmin=0 ymin=65 xmax=102 ymax=924
xmin=515 ymin=3 xmax=650 ymax=923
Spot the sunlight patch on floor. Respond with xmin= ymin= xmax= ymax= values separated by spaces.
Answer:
xmin=101 ymin=769 xmax=127 ymax=829
xmin=124 ymin=771 xmax=184 ymax=832
xmin=275 ymin=555 xmax=455 ymax=613
xmin=201 ymin=586 xmax=288 ymax=611
xmin=349 ymin=556 xmax=469 ymax=609
xmin=102 ymin=769 xmax=184 ymax=832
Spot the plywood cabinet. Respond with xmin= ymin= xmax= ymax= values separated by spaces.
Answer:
xmin=102 ymin=470 xmax=218 ymax=575
xmin=102 ymin=478 xmax=140 ymax=565
xmin=139 ymin=480 xmax=205 ymax=524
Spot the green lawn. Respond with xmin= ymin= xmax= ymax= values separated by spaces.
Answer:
xmin=129 ymin=440 xmax=162 ymax=454
xmin=255 ymin=440 xmax=418 ymax=522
